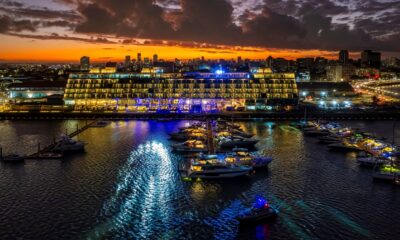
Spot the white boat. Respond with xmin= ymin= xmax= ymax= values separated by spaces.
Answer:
xmin=218 ymin=136 xmax=258 ymax=149
xmin=187 ymin=163 xmax=253 ymax=179
xmin=52 ymin=135 xmax=86 ymax=152
xmin=226 ymin=148 xmax=273 ymax=168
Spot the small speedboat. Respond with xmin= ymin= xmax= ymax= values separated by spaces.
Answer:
xmin=237 ymin=197 xmax=277 ymax=224
xmin=1 ymin=154 xmax=25 ymax=163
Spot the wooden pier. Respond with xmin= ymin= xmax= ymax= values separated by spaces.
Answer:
xmin=25 ymin=120 xmax=97 ymax=159
xmin=206 ymin=119 xmax=215 ymax=154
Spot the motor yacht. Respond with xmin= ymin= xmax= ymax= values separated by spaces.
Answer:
xmin=52 ymin=135 xmax=86 ymax=153
xmin=217 ymin=136 xmax=258 ymax=149
xmin=225 ymin=148 xmax=272 ymax=168
xmin=172 ymin=140 xmax=208 ymax=153
xmin=187 ymin=162 xmax=252 ymax=179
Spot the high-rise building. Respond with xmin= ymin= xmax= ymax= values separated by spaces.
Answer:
xmin=325 ymin=65 xmax=343 ymax=82
xmin=339 ymin=50 xmax=349 ymax=65
xmin=266 ymin=56 xmax=273 ymax=68
xmin=237 ymin=56 xmax=242 ymax=64
xmin=80 ymin=56 xmax=90 ymax=71
xmin=325 ymin=64 xmax=354 ymax=82
xmin=125 ymin=55 xmax=131 ymax=67
xmin=153 ymin=54 xmax=158 ymax=63
xmin=296 ymin=58 xmax=314 ymax=69
xmin=361 ymin=50 xmax=381 ymax=68
xmin=137 ymin=53 xmax=142 ymax=62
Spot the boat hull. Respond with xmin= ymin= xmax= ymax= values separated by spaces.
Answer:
xmin=237 ymin=208 xmax=277 ymax=224
xmin=188 ymin=169 xmax=251 ymax=179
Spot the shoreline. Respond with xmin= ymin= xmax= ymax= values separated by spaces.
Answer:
xmin=0 ymin=110 xmax=399 ymax=120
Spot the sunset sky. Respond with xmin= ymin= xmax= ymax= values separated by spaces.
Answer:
xmin=0 ymin=0 xmax=399 ymax=63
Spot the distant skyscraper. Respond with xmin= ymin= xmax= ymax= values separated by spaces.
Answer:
xmin=125 ymin=55 xmax=131 ymax=67
xmin=339 ymin=50 xmax=349 ymax=65
xmin=361 ymin=50 xmax=381 ymax=68
xmin=137 ymin=53 xmax=142 ymax=62
xmin=297 ymin=58 xmax=314 ymax=69
xmin=80 ymin=56 xmax=90 ymax=71
xmin=237 ymin=56 xmax=242 ymax=64
xmin=266 ymin=56 xmax=273 ymax=68
xmin=153 ymin=54 xmax=158 ymax=63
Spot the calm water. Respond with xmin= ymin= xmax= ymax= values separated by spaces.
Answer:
xmin=0 ymin=120 xmax=399 ymax=240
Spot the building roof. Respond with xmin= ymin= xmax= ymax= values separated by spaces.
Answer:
xmin=8 ymin=80 xmax=67 ymax=89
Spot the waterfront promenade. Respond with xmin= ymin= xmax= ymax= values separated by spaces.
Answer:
xmin=0 ymin=109 xmax=399 ymax=120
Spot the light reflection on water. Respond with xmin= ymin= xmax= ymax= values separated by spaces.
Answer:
xmin=0 ymin=120 xmax=399 ymax=240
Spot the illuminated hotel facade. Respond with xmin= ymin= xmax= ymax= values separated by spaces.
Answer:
xmin=64 ymin=68 xmax=298 ymax=112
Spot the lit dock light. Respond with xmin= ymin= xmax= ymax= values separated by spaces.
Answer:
xmin=215 ymin=69 xmax=224 ymax=75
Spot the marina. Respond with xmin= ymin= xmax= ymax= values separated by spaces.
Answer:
xmin=300 ymin=120 xmax=400 ymax=185
xmin=0 ymin=119 xmax=399 ymax=239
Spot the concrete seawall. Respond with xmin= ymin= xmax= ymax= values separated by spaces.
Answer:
xmin=0 ymin=111 xmax=399 ymax=121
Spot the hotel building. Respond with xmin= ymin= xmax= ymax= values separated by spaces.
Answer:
xmin=64 ymin=67 xmax=298 ymax=112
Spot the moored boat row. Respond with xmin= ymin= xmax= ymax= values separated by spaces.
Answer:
xmin=172 ymin=120 xmax=273 ymax=180
xmin=299 ymin=120 xmax=400 ymax=185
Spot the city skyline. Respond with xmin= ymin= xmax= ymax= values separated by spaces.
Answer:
xmin=1 ymin=0 xmax=400 ymax=63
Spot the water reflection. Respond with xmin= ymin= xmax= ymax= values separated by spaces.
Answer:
xmin=0 ymin=120 xmax=399 ymax=240
xmin=88 ymin=141 xmax=180 ymax=239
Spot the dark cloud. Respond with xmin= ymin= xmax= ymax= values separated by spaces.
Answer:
xmin=240 ymin=6 xmax=306 ymax=48
xmin=0 ymin=6 xmax=80 ymax=21
xmin=75 ymin=0 xmax=173 ymax=38
xmin=2 ymin=0 xmax=400 ymax=53
xmin=0 ymin=15 xmax=38 ymax=33
xmin=7 ymin=32 xmax=116 ymax=44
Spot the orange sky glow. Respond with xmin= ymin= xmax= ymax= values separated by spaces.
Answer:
xmin=0 ymin=34 xmax=345 ymax=64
